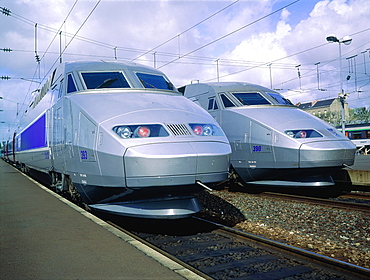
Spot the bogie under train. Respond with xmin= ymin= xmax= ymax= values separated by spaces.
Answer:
xmin=180 ymin=82 xmax=356 ymax=187
xmin=5 ymin=61 xmax=231 ymax=218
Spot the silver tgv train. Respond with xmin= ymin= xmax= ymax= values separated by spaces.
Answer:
xmin=9 ymin=61 xmax=231 ymax=218
xmin=180 ymin=82 xmax=356 ymax=187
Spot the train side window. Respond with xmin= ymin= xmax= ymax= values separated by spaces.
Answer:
xmin=208 ymin=99 xmax=213 ymax=110
xmin=208 ymin=97 xmax=218 ymax=110
xmin=220 ymin=93 xmax=235 ymax=108
xmin=266 ymin=92 xmax=293 ymax=105
xmin=208 ymin=97 xmax=219 ymax=110
xmin=352 ymin=131 xmax=362 ymax=139
xmin=81 ymin=72 xmax=130 ymax=89
xmin=67 ymin=74 xmax=77 ymax=93
xmin=232 ymin=92 xmax=270 ymax=105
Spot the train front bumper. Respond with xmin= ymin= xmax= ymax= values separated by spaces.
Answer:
xmin=88 ymin=196 xmax=202 ymax=219
xmin=124 ymin=141 xmax=230 ymax=187
xmin=299 ymin=140 xmax=356 ymax=168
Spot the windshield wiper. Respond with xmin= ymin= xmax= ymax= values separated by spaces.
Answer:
xmin=139 ymin=78 xmax=157 ymax=89
xmin=96 ymin=78 xmax=118 ymax=89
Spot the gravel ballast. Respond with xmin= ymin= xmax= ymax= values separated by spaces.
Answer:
xmin=197 ymin=189 xmax=370 ymax=269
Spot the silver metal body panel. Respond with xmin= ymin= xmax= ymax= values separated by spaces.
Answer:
xmin=15 ymin=148 xmax=51 ymax=173
xmin=182 ymin=82 xmax=356 ymax=186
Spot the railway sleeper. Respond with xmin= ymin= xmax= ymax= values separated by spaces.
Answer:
xmin=232 ymin=265 xmax=314 ymax=280
xmin=199 ymin=255 xmax=280 ymax=273
xmin=179 ymin=246 xmax=255 ymax=262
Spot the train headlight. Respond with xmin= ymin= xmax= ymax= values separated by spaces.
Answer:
xmin=115 ymin=126 xmax=132 ymax=139
xmin=135 ymin=126 xmax=150 ymax=138
xmin=113 ymin=124 xmax=168 ymax=139
xmin=299 ymin=131 xmax=307 ymax=138
xmin=285 ymin=129 xmax=323 ymax=139
xmin=189 ymin=124 xmax=222 ymax=136
xmin=192 ymin=125 xmax=203 ymax=135
xmin=202 ymin=124 xmax=213 ymax=136
xmin=286 ymin=131 xmax=295 ymax=138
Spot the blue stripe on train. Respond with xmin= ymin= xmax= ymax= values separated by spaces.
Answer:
xmin=21 ymin=114 xmax=47 ymax=150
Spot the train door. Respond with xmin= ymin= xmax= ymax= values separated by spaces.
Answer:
xmin=77 ymin=112 xmax=97 ymax=163
xmin=249 ymin=121 xmax=274 ymax=168
xmin=76 ymin=111 xmax=102 ymax=190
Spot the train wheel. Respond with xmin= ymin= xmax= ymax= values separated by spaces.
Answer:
xmin=66 ymin=176 xmax=81 ymax=203
xmin=228 ymin=166 xmax=264 ymax=193
xmin=21 ymin=164 xmax=29 ymax=175
xmin=66 ymin=176 xmax=90 ymax=211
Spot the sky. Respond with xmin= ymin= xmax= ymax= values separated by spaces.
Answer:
xmin=1 ymin=0 xmax=369 ymax=142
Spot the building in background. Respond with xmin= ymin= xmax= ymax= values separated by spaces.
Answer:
xmin=296 ymin=98 xmax=349 ymax=126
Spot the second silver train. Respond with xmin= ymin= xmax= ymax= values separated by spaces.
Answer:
xmin=180 ymin=82 xmax=356 ymax=187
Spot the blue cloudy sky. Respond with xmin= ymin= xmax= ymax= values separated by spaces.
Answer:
xmin=1 ymin=0 xmax=369 ymax=141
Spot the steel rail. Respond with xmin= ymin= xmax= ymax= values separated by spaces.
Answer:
xmin=260 ymin=192 xmax=370 ymax=212
xmin=341 ymin=193 xmax=370 ymax=200
xmin=105 ymin=221 xmax=213 ymax=280
xmin=194 ymin=216 xmax=370 ymax=279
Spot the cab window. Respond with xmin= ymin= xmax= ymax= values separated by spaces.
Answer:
xmin=267 ymin=92 xmax=293 ymax=105
xmin=81 ymin=72 xmax=130 ymax=89
xmin=232 ymin=92 xmax=270 ymax=105
xmin=136 ymin=72 xmax=174 ymax=90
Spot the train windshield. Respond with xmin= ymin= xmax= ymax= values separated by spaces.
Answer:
xmin=266 ymin=92 xmax=293 ymax=105
xmin=232 ymin=92 xmax=270 ymax=105
xmin=136 ymin=72 xmax=174 ymax=91
xmin=81 ymin=72 xmax=131 ymax=89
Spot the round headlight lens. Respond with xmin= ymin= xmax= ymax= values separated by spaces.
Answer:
xmin=117 ymin=126 xmax=132 ymax=138
xmin=193 ymin=125 xmax=203 ymax=135
xmin=135 ymin=126 xmax=150 ymax=138
xmin=202 ymin=125 xmax=213 ymax=136
xmin=286 ymin=131 xmax=294 ymax=138
xmin=299 ymin=130 xmax=307 ymax=138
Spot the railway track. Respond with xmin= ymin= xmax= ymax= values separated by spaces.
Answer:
xmin=106 ymin=216 xmax=370 ymax=280
xmin=260 ymin=192 xmax=370 ymax=212
xmin=340 ymin=192 xmax=370 ymax=201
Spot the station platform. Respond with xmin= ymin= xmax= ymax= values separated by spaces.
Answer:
xmin=0 ymin=160 xmax=202 ymax=280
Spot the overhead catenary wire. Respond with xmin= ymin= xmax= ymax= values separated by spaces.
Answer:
xmin=131 ymin=0 xmax=240 ymax=63
xmin=157 ymin=0 xmax=301 ymax=70
xmin=47 ymin=0 xmax=102 ymax=79
xmin=1 ymin=2 xmax=369 ymax=107
xmin=2 ymin=3 xmax=369 ymax=74
xmin=40 ymin=0 xmax=80 ymax=63
xmin=2 ymin=2 xmax=305 ymax=72
xmin=6 ymin=0 xmax=102 ymax=126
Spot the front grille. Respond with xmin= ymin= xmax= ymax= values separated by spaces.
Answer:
xmin=166 ymin=123 xmax=192 ymax=136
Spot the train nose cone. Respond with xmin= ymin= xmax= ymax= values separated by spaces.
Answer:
xmin=299 ymin=140 xmax=356 ymax=168
xmin=124 ymin=141 xmax=230 ymax=187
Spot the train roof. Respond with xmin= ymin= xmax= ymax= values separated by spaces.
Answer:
xmin=62 ymin=60 xmax=160 ymax=73
xmin=180 ymin=82 xmax=277 ymax=98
